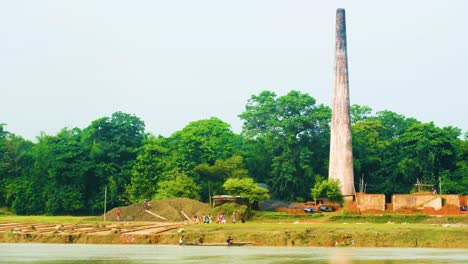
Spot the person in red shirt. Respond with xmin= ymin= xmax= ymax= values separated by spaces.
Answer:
xmin=116 ymin=209 xmax=121 ymax=221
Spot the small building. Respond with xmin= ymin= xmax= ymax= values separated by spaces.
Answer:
xmin=211 ymin=195 xmax=247 ymax=207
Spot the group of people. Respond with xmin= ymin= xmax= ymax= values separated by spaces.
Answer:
xmin=193 ymin=213 xmax=237 ymax=224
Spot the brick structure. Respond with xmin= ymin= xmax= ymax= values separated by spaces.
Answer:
xmin=356 ymin=193 xmax=385 ymax=212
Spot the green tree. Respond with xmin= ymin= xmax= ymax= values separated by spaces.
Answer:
xmin=223 ymin=177 xmax=270 ymax=204
xmin=350 ymin=110 xmax=421 ymax=196
xmin=193 ymin=155 xmax=249 ymax=201
xmin=167 ymin=117 xmax=241 ymax=173
xmin=154 ymin=169 xmax=201 ymax=200
xmin=239 ymin=90 xmax=331 ymax=201
xmin=129 ymin=136 xmax=171 ymax=202
xmin=0 ymin=123 xmax=8 ymax=139
xmin=442 ymin=133 xmax=467 ymax=194
xmin=310 ymin=178 xmax=343 ymax=204
xmin=371 ymin=110 xmax=419 ymax=139
xmin=82 ymin=111 xmax=145 ymax=213
xmin=240 ymin=137 xmax=272 ymax=186
xmin=350 ymin=104 xmax=372 ymax=124
xmin=0 ymin=134 xmax=34 ymax=210
xmin=128 ymin=118 xmax=241 ymax=204
xmin=4 ymin=129 xmax=92 ymax=215
xmin=351 ymin=108 xmax=464 ymax=197
xmin=352 ymin=120 xmax=389 ymax=193
xmin=397 ymin=123 xmax=460 ymax=193
xmin=41 ymin=128 xmax=90 ymax=215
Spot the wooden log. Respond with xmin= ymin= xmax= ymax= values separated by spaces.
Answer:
xmin=145 ymin=210 xmax=167 ymax=220
xmin=120 ymin=224 xmax=169 ymax=234
xmin=180 ymin=211 xmax=193 ymax=223
xmin=150 ymin=226 xmax=179 ymax=234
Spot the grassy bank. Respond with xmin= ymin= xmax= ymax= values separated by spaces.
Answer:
xmin=327 ymin=212 xmax=468 ymax=224
xmin=1 ymin=221 xmax=466 ymax=248
xmin=1 ymin=213 xmax=467 ymax=248
xmin=251 ymin=211 xmax=468 ymax=224
xmin=175 ymin=221 xmax=468 ymax=248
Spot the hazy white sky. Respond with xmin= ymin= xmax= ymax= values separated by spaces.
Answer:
xmin=1 ymin=1 xmax=467 ymax=140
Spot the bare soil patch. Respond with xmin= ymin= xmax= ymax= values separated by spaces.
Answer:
xmin=104 ymin=198 xmax=211 ymax=222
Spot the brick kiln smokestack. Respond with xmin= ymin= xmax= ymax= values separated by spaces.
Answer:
xmin=329 ymin=8 xmax=355 ymax=199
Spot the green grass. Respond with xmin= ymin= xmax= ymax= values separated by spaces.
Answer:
xmin=328 ymin=211 xmax=468 ymax=224
xmin=421 ymin=215 xmax=468 ymax=224
xmin=0 ymin=207 xmax=13 ymax=216
xmin=179 ymin=220 xmax=468 ymax=247
xmin=251 ymin=211 xmax=326 ymax=221
xmin=0 ymin=215 xmax=102 ymax=224
xmin=329 ymin=212 xmax=430 ymax=223
xmin=2 ymin=211 xmax=466 ymax=225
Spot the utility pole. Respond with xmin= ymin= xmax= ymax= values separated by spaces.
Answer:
xmin=439 ymin=176 xmax=442 ymax=195
xmin=208 ymin=182 xmax=212 ymax=207
xmin=103 ymin=186 xmax=107 ymax=221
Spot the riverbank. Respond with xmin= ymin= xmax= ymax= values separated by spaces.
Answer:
xmin=159 ymin=222 xmax=468 ymax=248
xmin=1 ymin=220 xmax=467 ymax=248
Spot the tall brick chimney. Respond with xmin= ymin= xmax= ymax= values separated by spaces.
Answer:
xmin=329 ymin=8 xmax=355 ymax=199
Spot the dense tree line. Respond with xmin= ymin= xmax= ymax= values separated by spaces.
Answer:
xmin=0 ymin=91 xmax=466 ymax=215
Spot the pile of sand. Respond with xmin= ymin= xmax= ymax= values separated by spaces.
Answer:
xmin=104 ymin=198 xmax=211 ymax=222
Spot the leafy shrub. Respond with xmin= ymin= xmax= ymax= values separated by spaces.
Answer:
xmin=212 ymin=202 xmax=251 ymax=221
xmin=311 ymin=179 xmax=344 ymax=205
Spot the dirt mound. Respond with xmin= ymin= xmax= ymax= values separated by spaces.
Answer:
xmin=276 ymin=207 xmax=307 ymax=215
xmin=436 ymin=204 xmax=460 ymax=215
xmin=394 ymin=207 xmax=422 ymax=214
xmin=347 ymin=202 xmax=360 ymax=214
xmin=104 ymin=198 xmax=211 ymax=222
xmin=460 ymin=195 xmax=468 ymax=206
xmin=423 ymin=207 xmax=437 ymax=215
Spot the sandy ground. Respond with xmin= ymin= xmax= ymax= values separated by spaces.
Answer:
xmin=0 ymin=222 xmax=183 ymax=236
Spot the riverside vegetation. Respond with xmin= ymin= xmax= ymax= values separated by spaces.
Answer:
xmin=1 ymin=90 xmax=466 ymax=248
xmin=1 ymin=90 xmax=467 ymax=217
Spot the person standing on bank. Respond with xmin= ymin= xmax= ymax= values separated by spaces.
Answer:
xmin=116 ymin=209 xmax=121 ymax=221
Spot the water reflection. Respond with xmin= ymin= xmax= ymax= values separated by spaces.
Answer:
xmin=0 ymin=244 xmax=467 ymax=264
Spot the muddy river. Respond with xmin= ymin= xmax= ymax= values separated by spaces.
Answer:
xmin=1 ymin=243 xmax=467 ymax=263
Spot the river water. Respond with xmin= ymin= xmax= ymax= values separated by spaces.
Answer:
xmin=1 ymin=244 xmax=467 ymax=263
